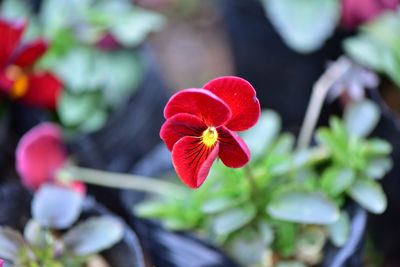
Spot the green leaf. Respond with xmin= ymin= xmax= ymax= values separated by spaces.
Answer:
xmin=0 ymin=227 xmax=26 ymax=261
xmin=364 ymin=139 xmax=392 ymax=156
xmin=213 ymin=204 xmax=256 ymax=236
xmin=258 ymin=221 xmax=274 ymax=246
xmin=63 ymin=216 xmax=124 ymax=256
xmin=57 ymin=91 xmax=102 ymax=127
xmin=328 ymin=211 xmax=350 ymax=247
xmin=241 ymin=110 xmax=281 ymax=161
xmin=226 ymin=230 xmax=269 ymax=266
xmin=32 ymin=185 xmax=84 ymax=229
xmin=365 ymin=158 xmax=392 ymax=179
xmin=344 ymin=100 xmax=380 ymax=138
xmin=344 ymin=36 xmax=384 ymax=71
xmin=348 ymin=179 xmax=387 ymax=214
xmin=267 ymin=189 xmax=339 ymax=224
xmin=202 ymin=196 xmax=245 ymax=214
xmin=78 ymin=108 xmax=107 ymax=133
xmin=24 ymin=220 xmax=50 ymax=248
xmin=277 ymin=262 xmax=307 ymax=267
xmin=95 ymin=51 xmax=142 ymax=108
xmin=320 ymin=167 xmax=355 ymax=197
xmin=262 ymin=0 xmax=339 ymax=53
xmin=109 ymin=7 xmax=164 ymax=47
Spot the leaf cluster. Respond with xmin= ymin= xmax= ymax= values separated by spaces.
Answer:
xmin=135 ymin=100 xmax=391 ymax=266
xmin=0 ymin=185 xmax=123 ymax=267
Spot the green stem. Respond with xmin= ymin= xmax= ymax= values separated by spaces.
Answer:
xmin=59 ymin=166 xmax=187 ymax=197
xmin=297 ymin=56 xmax=352 ymax=150
xmin=244 ymin=166 xmax=257 ymax=195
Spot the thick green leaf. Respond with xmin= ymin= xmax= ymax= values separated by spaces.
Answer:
xmin=348 ymin=179 xmax=387 ymax=214
xmin=57 ymin=91 xmax=101 ymax=127
xmin=364 ymin=139 xmax=392 ymax=156
xmin=241 ymin=110 xmax=281 ymax=160
xmin=320 ymin=167 xmax=355 ymax=197
xmin=24 ymin=220 xmax=49 ymax=248
xmin=344 ymin=36 xmax=384 ymax=71
xmin=263 ymin=0 xmax=339 ymax=53
xmin=267 ymin=189 xmax=339 ymax=224
xmin=109 ymin=7 xmax=164 ymax=47
xmin=277 ymin=262 xmax=307 ymax=267
xmin=328 ymin=211 xmax=350 ymax=247
xmin=0 ymin=227 xmax=25 ymax=261
xmin=202 ymin=196 xmax=245 ymax=214
xmin=226 ymin=230 xmax=269 ymax=266
xmin=78 ymin=108 xmax=107 ymax=133
xmin=32 ymin=185 xmax=84 ymax=229
xmin=365 ymin=158 xmax=392 ymax=179
xmin=213 ymin=204 xmax=256 ymax=236
xmin=63 ymin=216 xmax=123 ymax=255
xmin=344 ymin=100 xmax=380 ymax=138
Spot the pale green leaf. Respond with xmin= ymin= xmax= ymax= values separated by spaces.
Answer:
xmin=63 ymin=216 xmax=124 ymax=255
xmin=267 ymin=189 xmax=339 ymax=224
xmin=263 ymin=0 xmax=339 ymax=53
xmin=213 ymin=204 xmax=256 ymax=236
xmin=348 ymin=179 xmax=387 ymax=214
xmin=328 ymin=211 xmax=350 ymax=247
xmin=344 ymin=99 xmax=380 ymax=138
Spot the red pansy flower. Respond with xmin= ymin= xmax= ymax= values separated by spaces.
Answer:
xmin=16 ymin=123 xmax=86 ymax=194
xmin=341 ymin=0 xmax=400 ymax=30
xmin=0 ymin=18 xmax=63 ymax=110
xmin=160 ymin=76 xmax=261 ymax=189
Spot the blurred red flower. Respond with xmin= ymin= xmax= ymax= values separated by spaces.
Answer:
xmin=341 ymin=0 xmax=400 ymax=30
xmin=160 ymin=76 xmax=260 ymax=188
xmin=16 ymin=123 xmax=85 ymax=194
xmin=0 ymin=18 xmax=63 ymax=110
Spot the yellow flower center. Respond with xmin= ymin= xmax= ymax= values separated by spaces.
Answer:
xmin=5 ymin=65 xmax=29 ymax=99
xmin=201 ymin=127 xmax=218 ymax=147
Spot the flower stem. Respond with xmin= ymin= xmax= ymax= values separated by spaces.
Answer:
xmin=244 ymin=166 xmax=257 ymax=195
xmin=59 ymin=166 xmax=187 ymax=197
xmin=297 ymin=56 xmax=352 ymax=150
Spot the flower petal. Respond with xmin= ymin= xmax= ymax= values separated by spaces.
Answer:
xmin=160 ymin=113 xmax=206 ymax=151
xmin=171 ymin=136 xmax=219 ymax=189
xmin=218 ymin=126 xmax=250 ymax=168
xmin=21 ymin=72 xmax=63 ymax=110
xmin=13 ymin=38 xmax=48 ymax=67
xmin=164 ymin=88 xmax=232 ymax=127
xmin=204 ymin=76 xmax=260 ymax=131
xmin=16 ymin=123 xmax=67 ymax=190
xmin=0 ymin=19 xmax=26 ymax=67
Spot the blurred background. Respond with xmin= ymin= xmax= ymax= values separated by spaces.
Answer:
xmin=0 ymin=0 xmax=400 ymax=266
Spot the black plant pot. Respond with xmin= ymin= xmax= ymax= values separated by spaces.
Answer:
xmin=217 ymin=0 xmax=347 ymax=132
xmin=0 ymin=182 xmax=146 ymax=267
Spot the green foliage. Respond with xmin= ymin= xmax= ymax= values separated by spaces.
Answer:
xmin=0 ymin=185 xmax=123 ymax=266
xmin=135 ymin=106 xmax=391 ymax=266
xmin=344 ymin=10 xmax=400 ymax=87
xmin=1 ymin=0 xmax=164 ymax=134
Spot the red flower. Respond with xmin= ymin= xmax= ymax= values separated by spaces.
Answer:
xmin=16 ymin=123 xmax=86 ymax=194
xmin=160 ymin=76 xmax=260 ymax=188
xmin=341 ymin=0 xmax=400 ymax=30
xmin=0 ymin=18 xmax=63 ymax=110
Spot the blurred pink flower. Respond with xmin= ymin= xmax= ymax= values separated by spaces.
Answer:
xmin=341 ymin=0 xmax=400 ymax=30
xmin=16 ymin=123 xmax=86 ymax=194
xmin=0 ymin=259 xmax=3 ymax=267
